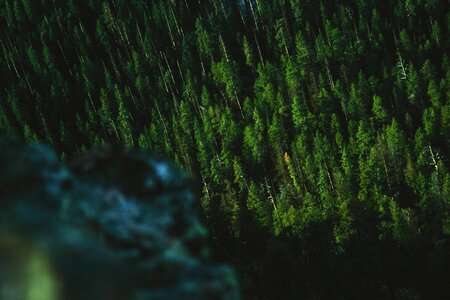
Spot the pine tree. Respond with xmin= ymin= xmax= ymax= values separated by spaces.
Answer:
xmin=372 ymin=95 xmax=389 ymax=124
xmin=247 ymin=181 xmax=272 ymax=229
xmin=115 ymin=85 xmax=133 ymax=146
xmin=23 ymin=124 xmax=39 ymax=142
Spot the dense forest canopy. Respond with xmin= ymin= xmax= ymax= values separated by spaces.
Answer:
xmin=1 ymin=0 xmax=449 ymax=298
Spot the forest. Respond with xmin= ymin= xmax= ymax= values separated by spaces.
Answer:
xmin=1 ymin=0 xmax=449 ymax=298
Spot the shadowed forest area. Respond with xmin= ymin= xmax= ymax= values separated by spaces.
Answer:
xmin=1 ymin=0 xmax=449 ymax=298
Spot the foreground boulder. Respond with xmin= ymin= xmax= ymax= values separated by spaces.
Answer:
xmin=0 ymin=136 xmax=239 ymax=300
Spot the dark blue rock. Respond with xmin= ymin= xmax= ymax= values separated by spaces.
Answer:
xmin=0 ymin=136 xmax=239 ymax=300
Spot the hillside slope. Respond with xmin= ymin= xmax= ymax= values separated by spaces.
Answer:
xmin=1 ymin=0 xmax=449 ymax=298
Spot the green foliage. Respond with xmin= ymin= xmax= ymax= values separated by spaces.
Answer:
xmin=247 ymin=181 xmax=272 ymax=229
xmin=1 ymin=0 xmax=450 ymax=298
xmin=372 ymin=95 xmax=389 ymax=123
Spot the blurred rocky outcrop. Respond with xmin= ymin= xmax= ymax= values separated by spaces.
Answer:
xmin=0 ymin=136 xmax=239 ymax=300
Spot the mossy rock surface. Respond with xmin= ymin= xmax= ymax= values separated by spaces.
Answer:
xmin=0 ymin=136 xmax=239 ymax=300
